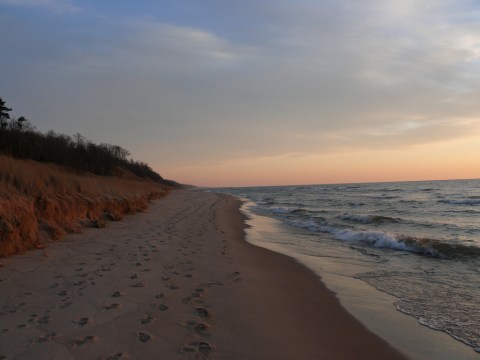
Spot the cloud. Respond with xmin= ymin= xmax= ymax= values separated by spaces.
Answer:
xmin=116 ymin=21 xmax=258 ymax=71
xmin=0 ymin=0 xmax=80 ymax=13
xmin=1 ymin=0 xmax=480 ymax=172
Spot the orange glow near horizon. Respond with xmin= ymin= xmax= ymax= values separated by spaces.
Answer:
xmin=162 ymin=136 xmax=480 ymax=187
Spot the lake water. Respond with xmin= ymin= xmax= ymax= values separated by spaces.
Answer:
xmin=211 ymin=179 xmax=480 ymax=356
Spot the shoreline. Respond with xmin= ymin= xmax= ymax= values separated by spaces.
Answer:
xmin=0 ymin=190 xmax=407 ymax=359
xmin=240 ymin=199 xmax=479 ymax=360
xmin=209 ymin=192 xmax=409 ymax=359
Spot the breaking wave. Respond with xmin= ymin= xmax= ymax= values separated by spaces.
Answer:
xmin=339 ymin=214 xmax=399 ymax=224
xmin=282 ymin=219 xmax=480 ymax=258
xmin=439 ymin=198 xmax=480 ymax=205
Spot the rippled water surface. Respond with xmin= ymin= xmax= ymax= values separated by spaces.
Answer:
xmin=212 ymin=179 xmax=480 ymax=353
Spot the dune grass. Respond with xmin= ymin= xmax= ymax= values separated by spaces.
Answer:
xmin=0 ymin=155 xmax=167 ymax=198
xmin=0 ymin=155 xmax=171 ymax=257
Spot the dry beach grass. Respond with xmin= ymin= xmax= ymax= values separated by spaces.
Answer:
xmin=0 ymin=155 xmax=170 ymax=257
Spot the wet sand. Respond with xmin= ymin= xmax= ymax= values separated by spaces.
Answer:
xmin=0 ymin=190 xmax=408 ymax=359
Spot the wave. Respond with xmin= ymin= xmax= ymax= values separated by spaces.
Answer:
xmin=329 ymin=228 xmax=480 ymax=258
xmin=291 ymin=208 xmax=313 ymax=215
xmin=334 ymin=185 xmax=360 ymax=191
xmin=439 ymin=198 xmax=480 ymax=205
xmin=257 ymin=197 xmax=275 ymax=205
xmin=282 ymin=218 xmax=480 ymax=258
xmin=319 ymin=226 xmax=441 ymax=255
xmin=339 ymin=214 xmax=399 ymax=224
xmin=366 ymin=195 xmax=399 ymax=200
xmin=348 ymin=202 xmax=366 ymax=207
xmin=268 ymin=206 xmax=294 ymax=214
xmin=255 ymin=205 xmax=327 ymax=217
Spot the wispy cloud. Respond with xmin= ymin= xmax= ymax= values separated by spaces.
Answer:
xmin=0 ymin=0 xmax=80 ymax=13
xmin=118 ymin=21 xmax=259 ymax=71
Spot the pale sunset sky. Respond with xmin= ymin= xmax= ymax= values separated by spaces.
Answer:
xmin=1 ymin=0 xmax=480 ymax=187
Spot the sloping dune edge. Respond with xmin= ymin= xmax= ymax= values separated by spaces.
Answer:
xmin=0 ymin=155 xmax=171 ymax=257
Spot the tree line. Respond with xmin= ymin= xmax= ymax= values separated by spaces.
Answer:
xmin=0 ymin=97 xmax=171 ymax=184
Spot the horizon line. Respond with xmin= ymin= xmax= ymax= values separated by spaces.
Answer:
xmin=202 ymin=176 xmax=480 ymax=189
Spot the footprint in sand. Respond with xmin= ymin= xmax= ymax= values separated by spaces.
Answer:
xmin=112 ymin=291 xmax=123 ymax=298
xmin=131 ymin=282 xmax=145 ymax=288
xmin=104 ymin=304 xmax=120 ymax=310
xmin=104 ymin=352 xmax=129 ymax=360
xmin=140 ymin=315 xmax=154 ymax=324
xmin=73 ymin=335 xmax=97 ymax=347
xmin=158 ymin=304 xmax=169 ymax=311
xmin=198 ymin=342 xmax=213 ymax=354
xmin=227 ymin=271 xmax=243 ymax=284
xmin=181 ymin=341 xmax=213 ymax=355
xmin=138 ymin=332 xmax=151 ymax=342
xmin=195 ymin=308 xmax=210 ymax=319
xmin=193 ymin=323 xmax=209 ymax=336
xmin=35 ymin=332 xmax=56 ymax=343
xmin=28 ymin=314 xmax=38 ymax=323
xmin=181 ymin=344 xmax=196 ymax=354
xmin=78 ymin=317 xmax=90 ymax=326
xmin=60 ymin=301 xmax=73 ymax=308
xmin=38 ymin=316 xmax=50 ymax=324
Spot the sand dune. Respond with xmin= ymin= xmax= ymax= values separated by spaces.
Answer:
xmin=0 ymin=155 xmax=169 ymax=256
xmin=0 ymin=190 xmax=407 ymax=359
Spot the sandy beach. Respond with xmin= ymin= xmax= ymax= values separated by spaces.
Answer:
xmin=0 ymin=190 xmax=408 ymax=359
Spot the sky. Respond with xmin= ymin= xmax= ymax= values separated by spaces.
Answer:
xmin=1 ymin=0 xmax=480 ymax=187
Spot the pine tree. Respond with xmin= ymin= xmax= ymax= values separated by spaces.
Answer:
xmin=0 ymin=97 xmax=12 ymax=129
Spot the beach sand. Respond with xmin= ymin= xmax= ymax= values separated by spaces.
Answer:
xmin=0 ymin=190 xmax=408 ymax=359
